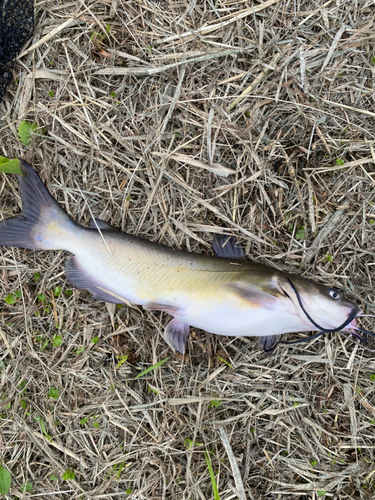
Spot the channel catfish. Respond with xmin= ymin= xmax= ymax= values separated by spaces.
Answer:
xmin=0 ymin=161 xmax=367 ymax=353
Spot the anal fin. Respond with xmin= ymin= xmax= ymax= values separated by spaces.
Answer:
xmin=164 ymin=319 xmax=189 ymax=354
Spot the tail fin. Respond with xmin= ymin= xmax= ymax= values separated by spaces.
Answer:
xmin=0 ymin=160 xmax=75 ymax=250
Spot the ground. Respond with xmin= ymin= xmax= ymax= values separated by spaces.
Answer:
xmin=1 ymin=1 xmax=375 ymax=499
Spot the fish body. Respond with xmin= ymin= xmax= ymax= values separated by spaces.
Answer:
xmin=0 ymin=161 xmax=361 ymax=353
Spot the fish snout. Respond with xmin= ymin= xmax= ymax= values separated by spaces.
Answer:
xmin=351 ymin=305 xmax=362 ymax=322
xmin=344 ymin=306 xmax=361 ymax=329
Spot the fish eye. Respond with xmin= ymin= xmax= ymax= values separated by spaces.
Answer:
xmin=329 ymin=288 xmax=340 ymax=300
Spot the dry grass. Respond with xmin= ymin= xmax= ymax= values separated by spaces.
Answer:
xmin=1 ymin=0 xmax=375 ymax=498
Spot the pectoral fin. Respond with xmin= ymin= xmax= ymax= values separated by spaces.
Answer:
xmin=258 ymin=335 xmax=280 ymax=356
xmin=144 ymin=302 xmax=182 ymax=316
xmin=223 ymin=282 xmax=277 ymax=308
xmin=164 ymin=319 xmax=189 ymax=354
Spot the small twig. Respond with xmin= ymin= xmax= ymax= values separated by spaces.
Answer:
xmin=160 ymin=0 xmax=282 ymax=43
xmin=74 ymin=181 xmax=112 ymax=255
xmin=219 ymin=427 xmax=248 ymax=500
xmin=95 ymin=47 xmax=249 ymax=76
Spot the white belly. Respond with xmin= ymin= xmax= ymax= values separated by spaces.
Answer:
xmin=177 ymin=301 xmax=312 ymax=338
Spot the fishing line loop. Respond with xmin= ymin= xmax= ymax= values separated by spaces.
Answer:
xmin=264 ymin=279 xmax=361 ymax=353
xmin=287 ymin=278 xmax=358 ymax=334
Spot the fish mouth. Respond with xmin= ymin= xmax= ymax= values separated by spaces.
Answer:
xmin=343 ymin=307 xmax=360 ymax=330
xmin=343 ymin=310 xmax=375 ymax=345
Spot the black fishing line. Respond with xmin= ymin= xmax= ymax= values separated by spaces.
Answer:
xmin=264 ymin=278 xmax=359 ymax=353
xmin=286 ymin=279 xmax=358 ymax=333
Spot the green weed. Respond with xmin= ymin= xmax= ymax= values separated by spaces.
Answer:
xmin=0 ymin=467 xmax=11 ymax=495
xmin=204 ymin=452 xmax=220 ymax=500
xmin=134 ymin=357 xmax=170 ymax=379
xmin=18 ymin=121 xmax=38 ymax=146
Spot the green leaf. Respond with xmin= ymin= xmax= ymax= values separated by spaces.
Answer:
xmin=54 ymin=286 xmax=62 ymax=297
xmin=335 ymin=158 xmax=345 ymax=166
xmin=62 ymin=469 xmax=75 ymax=481
xmin=21 ymin=482 xmax=33 ymax=492
xmin=52 ymin=334 xmax=62 ymax=347
xmin=41 ymin=339 xmax=49 ymax=351
xmin=0 ymin=157 xmax=21 ymax=174
xmin=0 ymin=467 xmax=11 ymax=495
xmin=209 ymin=399 xmax=221 ymax=408
xmin=184 ymin=438 xmax=203 ymax=450
xmin=49 ymin=475 xmax=58 ymax=481
xmin=204 ymin=452 xmax=220 ymax=500
xmin=48 ymin=387 xmax=59 ymax=399
xmin=5 ymin=294 xmax=16 ymax=305
xmin=134 ymin=357 xmax=170 ymax=379
xmin=35 ymin=416 xmax=51 ymax=439
xmin=147 ymin=384 xmax=159 ymax=394
xmin=317 ymin=491 xmax=327 ymax=497
xmin=295 ymin=227 xmax=305 ymax=240
xmin=91 ymin=336 xmax=99 ymax=344
xmin=76 ymin=345 xmax=84 ymax=356
xmin=18 ymin=121 xmax=38 ymax=146
xmin=217 ymin=356 xmax=234 ymax=369
xmin=80 ymin=417 xmax=89 ymax=426
xmin=116 ymin=354 xmax=128 ymax=370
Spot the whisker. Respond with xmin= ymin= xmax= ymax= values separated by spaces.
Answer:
xmin=340 ymin=331 xmax=366 ymax=347
xmin=353 ymin=327 xmax=375 ymax=339
xmin=346 ymin=330 xmax=367 ymax=345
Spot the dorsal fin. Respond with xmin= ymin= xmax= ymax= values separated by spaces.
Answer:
xmin=212 ymin=234 xmax=245 ymax=259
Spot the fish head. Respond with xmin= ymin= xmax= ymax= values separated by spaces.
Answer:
xmin=278 ymin=276 xmax=361 ymax=332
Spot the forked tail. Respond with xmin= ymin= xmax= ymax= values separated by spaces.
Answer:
xmin=0 ymin=160 xmax=77 ymax=250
